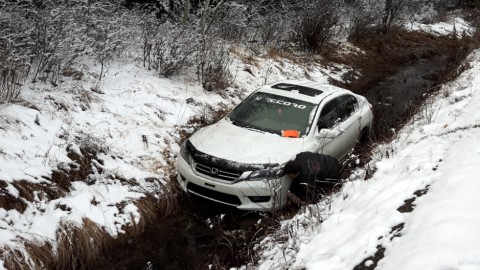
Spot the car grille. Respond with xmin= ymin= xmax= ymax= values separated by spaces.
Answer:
xmin=195 ymin=162 xmax=242 ymax=181
xmin=187 ymin=182 xmax=241 ymax=206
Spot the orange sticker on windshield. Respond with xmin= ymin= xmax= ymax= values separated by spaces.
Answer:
xmin=281 ymin=130 xmax=301 ymax=138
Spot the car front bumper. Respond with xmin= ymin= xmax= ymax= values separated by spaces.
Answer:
xmin=176 ymin=156 xmax=291 ymax=211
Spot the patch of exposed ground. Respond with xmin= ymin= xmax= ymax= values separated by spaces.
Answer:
xmin=352 ymin=185 xmax=431 ymax=269
xmin=353 ymin=245 xmax=386 ymax=270
xmin=397 ymin=185 xmax=430 ymax=213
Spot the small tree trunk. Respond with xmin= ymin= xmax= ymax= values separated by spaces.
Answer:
xmin=99 ymin=57 xmax=104 ymax=81
xmin=383 ymin=0 xmax=393 ymax=32
xmin=183 ymin=0 xmax=190 ymax=27
xmin=199 ymin=0 xmax=211 ymax=35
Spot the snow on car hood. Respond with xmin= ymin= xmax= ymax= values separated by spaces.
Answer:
xmin=189 ymin=119 xmax=306 ymax=165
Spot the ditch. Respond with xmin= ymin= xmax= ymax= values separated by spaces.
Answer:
xmin=95 ymin=31 xmax=476 ymax=270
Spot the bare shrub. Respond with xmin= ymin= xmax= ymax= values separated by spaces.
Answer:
xmin=346 ymin=1 xmax=384 ymax=41
xmin=209 ymin=2 xmax=249 ymax=42
xmin=197 ymin=40 xmax=232 ymax=92
xmin=86 ymin=2 xmax=139 ymax=81
xmin=142 ymin=21 xmax=198 ymax=76
xmin=55 ymin=218 xmax=110 ymax=270
xmin=290 ymin=0 xmax=340 ymax=52
xmin=258 ymin=13 xmax=290 ymax=48
xmin=0 ymin=60 xmax=27 ymax=103
xmin=0 ymin=3 xmax=31 ymax=103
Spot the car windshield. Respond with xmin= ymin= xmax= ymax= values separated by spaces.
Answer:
xmin=228 ymin=92 xmax=316 ymax=137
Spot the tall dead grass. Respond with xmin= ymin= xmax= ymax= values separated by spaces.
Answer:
xmin=55 ymin=218 xmax=111 ymax=270
xmin=124 ymin=194 xmax=160 ymax=236
xmin=1 ymin=241 xmax=55 ymax=270
xmin=24 ymin=242 xmax=56 ymax=270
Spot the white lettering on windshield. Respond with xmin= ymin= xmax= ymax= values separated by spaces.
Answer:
xmin=265 ymin=98 xmax=307 ymax=109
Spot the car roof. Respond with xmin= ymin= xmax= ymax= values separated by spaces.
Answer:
xmin=256 ymin=80 xmax=350 ymax=104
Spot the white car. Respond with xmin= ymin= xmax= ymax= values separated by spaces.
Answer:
xmin=176 ymin=80 xmax=373 ymax=211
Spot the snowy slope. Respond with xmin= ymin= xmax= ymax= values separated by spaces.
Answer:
xmin=0 ymin=50 xmax=342 ymax=268
xmin=254 ymin=49 xmax=480 ymax=270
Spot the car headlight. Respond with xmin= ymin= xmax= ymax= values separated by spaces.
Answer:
xmin=243 ymin=165 xmax=284 ymax=181
xmin=179 ymin=141 xmax=191 ymax=165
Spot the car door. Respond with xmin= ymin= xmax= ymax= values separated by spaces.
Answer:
xmin=315 ymin=95 xmax=361 ymax=160
xmin=335 ymin=94 xmax=361 ymax=159
xmin=315 ymin=98 xmax=343 ymax=158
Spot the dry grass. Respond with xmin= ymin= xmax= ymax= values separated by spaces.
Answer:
xmin=55 ymin=218 xmax=111 ymax=270
xmin=122 ymin=194 xmax=160 ymax=236
xmin=266 ymin=47 xmax=297 ymax=62
xmin=24 ymin=241 xmax=56 ymax=270
xmin=0 ymin=241 xmax=54 ymax=270
xmin=1 ymin=246 xmax=33 ymax=270
xmin=158 ymin=177 xmax=184 ymax=218
xmin=229 ymin=46 xmax=260 ymax=67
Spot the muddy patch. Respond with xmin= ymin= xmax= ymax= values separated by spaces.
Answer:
xmin=353 ymin=184 xmax=431 ymax=269
xmin=397 ymin=185 xmax=431 ymax=213
xmin=353 ymin=245 xmax=386 ymax=270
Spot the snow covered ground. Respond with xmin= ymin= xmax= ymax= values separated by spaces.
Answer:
xmin=406 ymin=17 xmax=475 ymax=37
xmin=253 ymin=49 xmax=480 ymax=270
xmin=0 ymin=12 xmax=476 ymax=269
xmin=0 ymin=48 xmax=343 ymax=268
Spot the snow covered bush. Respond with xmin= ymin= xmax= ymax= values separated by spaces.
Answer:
xmin=344 ymin=0 xmax=384 ymax=41
xmin=0 ymin=0 xmax=137 ymax=102
xmin=196 ymin=40 xmax=232 ymax=92
xmin=290 ymin=0 xmax=340 ymax=52
xmin=142 ymin=21 xmax=198 ymax=76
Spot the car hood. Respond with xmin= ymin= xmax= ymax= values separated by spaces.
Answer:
xmin=189 ymin=119 xmax=306 ymax=165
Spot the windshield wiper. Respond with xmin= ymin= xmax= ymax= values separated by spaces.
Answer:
xmin=228 ymin=117 xmax=265 ymax=133
xmin=243 ymin=126 xmax=265 ymax=133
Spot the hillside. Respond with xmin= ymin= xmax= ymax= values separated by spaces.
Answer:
xmin=1 ymin=1 xmax=480 ymax=269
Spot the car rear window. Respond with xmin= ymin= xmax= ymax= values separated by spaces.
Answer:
xmin=271 ymin=83 xmax=323 ymax=97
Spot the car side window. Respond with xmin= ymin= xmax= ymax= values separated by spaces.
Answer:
xmin=317 ymin=99 xmax=338 ymax=130
xmin=337 ymin=95 xmax=358 ymax=121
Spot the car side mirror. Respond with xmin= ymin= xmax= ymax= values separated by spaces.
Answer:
xmin=316 ymin=128 xmax=340 ymax=139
